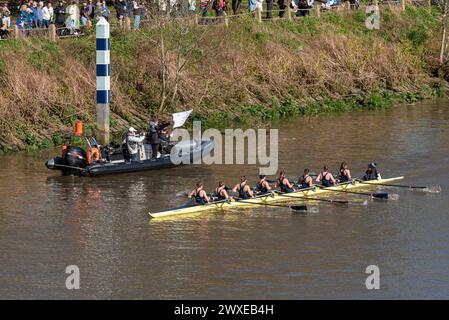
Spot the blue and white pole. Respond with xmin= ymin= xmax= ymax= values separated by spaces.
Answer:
xmin=96 ymin=17 xmax=110 ymax=145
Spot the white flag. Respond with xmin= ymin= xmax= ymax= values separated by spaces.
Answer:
xmin=172 ymin=110 xmax=193 ymax=128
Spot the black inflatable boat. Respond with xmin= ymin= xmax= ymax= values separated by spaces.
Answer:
xmin=45 ymin=139 xmax=214 ymax=176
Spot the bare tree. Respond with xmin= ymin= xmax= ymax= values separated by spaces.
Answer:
xmin=438 ymin=0 xmax=449 ymax=63
xmin=153 ymin=15 xmax=213 ymax=115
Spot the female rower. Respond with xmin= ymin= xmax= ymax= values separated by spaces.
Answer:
xmin=363 ymin=163 xmax=382 ymax=181
xmin=339 ymin=162 xmax=352 ymax=182
xmin=275 ymin=171 xmax=295 ymax=193
xmin=232 ymin=176 xmax=254 ymax=199
xmin=316 ymin=165 xmax=337 ymax=187
xmin=188 ymin=182 xmax=210 ymax=205
xmin=256 ymin=175 xmax=272 ymax=195
xmin=214 ymin=181 xmax=230 ymax=200
xmin=298 ymin=168 xmax=314 ymax=189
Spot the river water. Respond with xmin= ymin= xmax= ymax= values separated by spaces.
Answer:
xmin=0 ymin=99 xmax=448 ymax=299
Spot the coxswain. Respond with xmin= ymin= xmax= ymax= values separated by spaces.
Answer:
xmin=275 ymin=171 xmax=295 ymax=193
xmin=339 ymin=161 xmax=352 ymax=182
xmin=298 ymin=168 xmax=314 ymax=189
xmin=188 ymin=182 xmax=210 ymax=204
xmin=256 ymin=175 xmax=272 ymax=195
xmin=363 ymin=163 xmax=382 ymax=181
xmin=214 ymin=181 xmax=230 ymax=200
xmin=126 ymin=127 xmax=145 ymax=162
xmin=316 ymin=165 xmax=337 ymax=187
xmin=232 ymin=176 xmax=254 ymax=199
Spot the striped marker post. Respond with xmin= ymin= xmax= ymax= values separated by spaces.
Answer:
xmin=96 ymin=17 xmax=110 ymax=145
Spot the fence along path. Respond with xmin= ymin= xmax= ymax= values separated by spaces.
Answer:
xmin=0 ymin=0 xmax=433 ymax=42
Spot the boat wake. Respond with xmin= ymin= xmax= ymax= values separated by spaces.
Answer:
xmin=388 ymin=194 xmax=400 ymax=201
xmin=420 ymin=185 xmax=442 ymax=193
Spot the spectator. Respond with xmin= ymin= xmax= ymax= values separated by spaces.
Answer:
xmin=42 ymin=2 xmax=54 ymax=27
xmin=0 ymin=13 xmax=9 ymax=39
xmin=188 ymin=0 xmax=196 ymax=12
xmin=296 ymin=0 xmax=312 ymax=16
xmin=36 ymin=2 xmax=44 ymax=27
xmin=232 ymin=0 xmax=242 ymax=15
xmin=16 ymin=5 xmax=32 ymax=30
xmin=80 ymin=3 xmax=88 ymax=28
xmin=212 ymin=0 xmax=224 ymax=16
xmin=54 ymin=1 xmax=66 ymax=28
xmin=87 ymin=0 xmax=95 ymax=20
xmin=30 ymin=1 xmax=39 ymax=28
xmin=266 ymin=0 xmax=273 ymax=18
xmin=100 ymin=1 xmax=110 ymax=20
xmin=1 ymin=3 xmax=11 ymax=29
xmin=278 ymin=0 xmax=286 ymax=18
xmin=132 ymin=0 xmax=143 ymax=31
xmin=249 ymin=0 xmax=262 ymax=13
xmin=67 ymin=0 xmax=79 ymax=34
xmin=115 ymin=0 xmax=126 ymax=27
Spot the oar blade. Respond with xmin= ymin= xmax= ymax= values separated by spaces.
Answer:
xmin=420 ymin=185 xmax=442 ymax=193
xmin=372 ymin=193 xmax=389 ymax=200
xmin=291 ymin=205 xmax=308 ymax=211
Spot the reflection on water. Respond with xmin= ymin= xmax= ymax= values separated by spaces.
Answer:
xmin=0 ymin=100 xmax=449 ymax=299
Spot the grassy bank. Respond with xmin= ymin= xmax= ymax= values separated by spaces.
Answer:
xmin=0 ymin=6 xmax=447 ymax=153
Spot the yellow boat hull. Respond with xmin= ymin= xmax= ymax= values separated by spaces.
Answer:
xmin=149 ymin=176 xmax=404 ymax=219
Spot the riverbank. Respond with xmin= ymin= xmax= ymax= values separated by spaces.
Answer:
xmin=0 ymin=6 xmax=447 ymax=153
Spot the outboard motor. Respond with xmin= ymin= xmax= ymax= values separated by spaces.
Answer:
xmin=63 ymin=146 xmax=87 ymax=175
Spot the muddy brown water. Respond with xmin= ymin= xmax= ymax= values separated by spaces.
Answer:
xmin=0 ymin=99 xmax=448 ymax=299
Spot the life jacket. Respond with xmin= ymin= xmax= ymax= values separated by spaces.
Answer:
xmin=278 ymin=177 xmax=294 ymax=193
xmin=194 ymin=188 xmax=207 ymax=204
xmin=238 ymin=182 xmax=251 ymax=199
xmin=339 ymin=169 xmax=350 ymax=182
xmin=298 ymin=174 xmax=311 ymax=189
xmin=320 ymin=171 xmax=333 ymax=187
xmin=257 ymin=180 xmax=269 ymax=194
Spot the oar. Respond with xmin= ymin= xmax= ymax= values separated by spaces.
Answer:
xmin=234 ymin=197 xmax=308 ymax=211
xmin=275 ymin=191 xmax=349 ymax=205
xmin=356 ymin=180 xmax=441 ymax=193
xmin=312 ymin=186 xmax=389 ymax=199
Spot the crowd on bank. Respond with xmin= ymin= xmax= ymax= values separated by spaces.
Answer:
xmin=0 ymin=0 xmax=361 ymax=39
xmin=0 ymin=0 xmax=147 ymax=38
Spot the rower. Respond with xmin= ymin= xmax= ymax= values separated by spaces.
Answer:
xmin=339 ymin=161 xmax=352 ymax=182
xmin=297 ymin=168 xmax=314 ymax=189
xmin=232 ymin=176 xmax=254 ymax=199
xmin=188 ymin=182 xmax=210 ymax=205
xmin=256 ymin=175 xmax=272 ymax=195
xmin=363 ymin=163 xmax=382 ymax=181
xmin=214 ymin=181 xmax=230 ymax=200
xmin=316 ymin=165 xmax=337 ymax=187
xmin=275 ymin=171 xmax=295 ymax=193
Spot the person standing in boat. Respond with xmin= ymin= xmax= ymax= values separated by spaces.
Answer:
xmin=363 ymin=163 xmax=382 ymax=181
xmin=214 ymin=181 xmax=230 ymax=200
xmin=188 ymin=182 xmax=210 ymax=204
xmin=256 ymin=175 xmax=272 ymax=195
xmin=147 ymin=118 xmax=161 ymax=159
xmin=298 ymin=168 xmax=314 ymax=189
xmin=275 ymin=171 xmax=295 ymax=193
xmin=232 ymin=176 xmax=254 ymax=199
xmin=126 ymin=127 xmax=145 ymax=162
xmin=339 ymin=162 xmax=352 ymax=182
xmin=316 ymin=165 xmax=337 ymax=187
